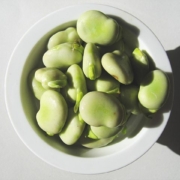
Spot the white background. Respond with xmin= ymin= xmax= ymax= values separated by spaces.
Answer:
xmin=1 ymin=0 xmax=180 ymax=179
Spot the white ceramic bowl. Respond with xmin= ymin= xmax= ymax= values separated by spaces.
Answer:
xmin=5 ymin=4 xmax=173 ymax=174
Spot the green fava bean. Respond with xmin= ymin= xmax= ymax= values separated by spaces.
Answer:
xmin=119 ymin=84 xmax=141 ymax=115
xmin=83 ymin=43 xmax=102 ymax=80
xmin=36 ymin=90 xmax=68 ymax=136
xmin=87 ymin=73 xmax=120 ymax=95
xmin=62 ymin=64 xmax=87 ymax=112
xmin=101 ymin=50 xmax=134 ymax=84
xmin=138 ymin=70 xmax=169 ymax=110
xmin=43 ymin=42 xmax=84 ymax=70
xmin=59 ymin=108 xmax=86 ymax=145
xmin=79 ymin=91 xmax=126 ymax=128
xmin=29 ymin=70 xmax=46 ymax=100
xmin=35 ymin=68 xmax=67 ymax=89
xmin=47 ymin=27 xmax=82 ymax=49
xmin=131 ymin=48 xmax=149 ymax=84
xmin=90 ymin=125 xmax=122 ymax=139
xmin=77 ymin=10 xmax=122 ymax=46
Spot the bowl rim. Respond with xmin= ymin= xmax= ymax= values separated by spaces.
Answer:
xmin=4 ymin=3 xmax=173 ymax=174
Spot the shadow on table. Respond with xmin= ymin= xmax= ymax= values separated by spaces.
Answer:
xmin=157 ymin=46 xmax=180 ymax=155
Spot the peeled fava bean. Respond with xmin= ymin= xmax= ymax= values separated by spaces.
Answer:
xmin=43 ymin=42 xmax=84 ymax=70
xmin=79 ymin=91 xmax=126 ymax=128
xmin=138 ymin=70 xmax=169 ymax=110
xmin=87 ymin=73 xmax=120 ymax=95
xmin=35 ymin=68 xmax=67 ymax=89
xmin=101 ymin=50 xmax=134 ymax=84
xmin=59 ymin=108 xmax=86 ymax=145
xmin=131 ymin=48 xmax=149 ymax=84
xmin=62 ymin=64 xmax=87 ymax=112
xmin=36 ymin=90 xmax=68 ymax=136
xmin=77 ymin=10 xmax=122 ymax=46
xmin=29 ymin=70 xmax=46 ymax=100
xmin=47 ymin=27 xmax=82 ymax=49
xmin=83 ymin=43 xmax=102 ymax=80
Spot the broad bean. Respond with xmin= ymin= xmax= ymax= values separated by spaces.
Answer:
xmin=36 ymin=90 xmax=68 ymax=136
xmin=83 ymin=43 xmax=102 ymax=80
xmin=138 ymin=70 xmax=169 ymax=110
xmin=79 ymin=91 xmax=126 ymax=128
xmin=43 ymin=42 xmax=84 ymax=70
xmin=77 ymin=10 xmax=122 ymax=46
xmin=59 ymin=108 xmax=86 ymax=145
xmin=29 ymin=70 xmax=46 ymax=100
xmin=62 ymin=64 xmax=87 ymax=112
xmin=35 ymin=67 xmax=67 ymax=89
xmin=101 ymin=50 xmax=134 ymax=84
xmin=47 ymin=27 xmax=81 ymax=49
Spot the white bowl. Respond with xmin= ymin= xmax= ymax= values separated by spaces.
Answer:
xmin=5 ymin=4 xmax=173 ymax=174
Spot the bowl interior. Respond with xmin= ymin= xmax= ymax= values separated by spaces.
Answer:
xmin=20 ymin=19 xmax=142 ymax=157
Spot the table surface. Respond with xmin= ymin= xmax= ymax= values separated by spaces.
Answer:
xmin=1 ymin=0 xmax=180 ymax=179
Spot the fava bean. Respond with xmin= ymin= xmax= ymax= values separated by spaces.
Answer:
xmin=77 ymin=10 xmax=122 ymax=46
xmin=83 ymin=43 xmax=102 ymax=80
xmin=43 ymin=42 xmax=84 ymax=70
xmin=62 ymin=64 xmax=87 ymax=112
xmin=47 ymin=27 xmax=81 ymax=49
xmin=59 ymin=108 xmax=86 ymax=145
xmin=29 ymin=70 xmax=46 ymax=100
xmin=36 ymin=90 xmax=68 ymax=136
xmin=101 ymin=50 xmax=134 ymax=84
xmin=79 ymin=91 xmax=126 ymax=128
xmin=138 ymin=70 xmax=169 ymax=110
xmin=35 ymin=67 xmax=67 ymax=89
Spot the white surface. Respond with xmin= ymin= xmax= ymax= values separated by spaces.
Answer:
xmin=1 ymin=0 xmax=180 ymax=179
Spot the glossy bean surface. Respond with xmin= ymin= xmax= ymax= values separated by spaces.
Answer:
xmin=79 ymin=91 xmax=126 ymax=128
xmin=36 ymin=90 xmax=68 ymax=136
xmin=138 ymin=70 xmax=169 ymax=110
xmin=77 ymin=10 xmax=122 ymax=45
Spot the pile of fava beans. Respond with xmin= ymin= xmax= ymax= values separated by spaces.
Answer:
xmin=29 ymin=10 xmax=169 ymax=148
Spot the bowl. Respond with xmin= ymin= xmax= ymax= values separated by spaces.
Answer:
xmin=5 ymin=3 xmax=173 ymax=174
